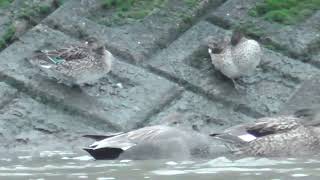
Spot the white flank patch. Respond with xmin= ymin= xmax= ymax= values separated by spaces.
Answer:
xmin=40 ymin=65 xmax=52 ymax=69
xmin=166 ymin=161 xmax=178 ymax=166
xmin=291 ymin=174 xmax=309 ymax=177
xmin=238 ymin=134 xmax=257 ymax=142
xmin=116 ymin=83 xmax=123 ymax=89
xmin=120 ymin=160 xmax=131 ymax=163
xmin=72 ymin=155 xmax=93 ymax=161
xmin=208 ymin=48 xmax=212 ymax=54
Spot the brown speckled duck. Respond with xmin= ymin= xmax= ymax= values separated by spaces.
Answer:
xmin=211 ymin=109 xmax=320 ymax=157
xmin=28 ymin=37 xmax=113 ymax=86
xmin=207 ymin=30 xmax=261 ymax=88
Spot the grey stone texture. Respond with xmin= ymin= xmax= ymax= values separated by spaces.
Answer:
xmin=0 ymin=0 xmax=319 ymax=153
xmin=0 ymin=82 xmax=18 ymax=109
xmin=149 ymin=91 xmax=255 ymax=134
xmin=0 ymin=91 xmax=106 ymax=152
xmin=42 ymin=0 xmax=225 ymax=63
xmin=149 ymin=21 xmax=319 ymax=115
xmin=281 ymin=76 xmax=320 ymax=114
xmin=208 ymin=0 xmax=320 ymax=59
xmin=0 ymin=24 xmax=180 ymax=131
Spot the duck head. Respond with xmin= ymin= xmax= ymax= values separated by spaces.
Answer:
xmin=207 ymin=35 xmax=229 ymax=54
xmin=93 ymin=45 xmax=113 ymax=73
xmin=85 ymin=37 xmax=100 ymax=49
xmin=230 ymin=30 xmax=244 ymax=46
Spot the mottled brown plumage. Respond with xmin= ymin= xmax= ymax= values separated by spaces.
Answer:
xmin=212 ymin=113 xmax=320 ymax=157
xmin=207 ymin=31 xmax=261 ymax=89
xmin=28 ymin=38 xmax=113 ymax=86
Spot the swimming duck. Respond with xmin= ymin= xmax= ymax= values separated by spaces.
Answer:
xmin=207 ymin=30 xmax=261 ymax=89
xmin=83 ymin=125 xmax=214 ymax=160
xmin=211 ymin=110 xmax=320 ymax=157
xmin=28 ymin=37 xmax=113 ymax=86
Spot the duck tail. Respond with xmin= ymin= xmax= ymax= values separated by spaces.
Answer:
xmin=294 ymin=108 xmax=316 ymax=119
xmin=294 ymin=108 xmax=320 ymax=126
xmin=83 ymin=147 xmax=123 ymax=160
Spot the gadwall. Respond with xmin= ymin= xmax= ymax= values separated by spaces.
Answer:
xmin=211 ymin=110 xmax=320 ymax=157
xmin=28 ymin=37 xmax=113 ymax=86
xmin=207 ymin=30 xmax=261 ymax=88
xmin=83 ymin=125 xmax=214 ymax=160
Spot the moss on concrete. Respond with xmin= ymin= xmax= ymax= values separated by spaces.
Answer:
xmin=18 ymin=4 xmax=52 ymax=20
xmin=0 ymin=0 xmax=13 ymax=8
xmin=234 ymin=22 xmax=265 ymax=40
xmin=184 ymin=0 xmax=199 ymax=7
xmin=249 ymin=0 xmax=320 ymax=25
xmin=98 ymin=0 xmax=166 ymax=26
xmin=95 ymin=0 xmax=202 ymax=26
xmin=0 ymin=0 xmax=66 ymax=50
xmin=0 ymin=24 xmax=15 ymax=49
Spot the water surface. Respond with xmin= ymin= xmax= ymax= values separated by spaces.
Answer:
xmin=2 ymin=151 xmax=320 ymax=180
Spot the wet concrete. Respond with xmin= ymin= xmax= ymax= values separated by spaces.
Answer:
xmin=0 ymin=0 xmax=319 ymax=154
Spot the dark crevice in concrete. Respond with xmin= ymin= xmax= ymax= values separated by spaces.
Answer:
xmin=33 ymin=127 xmax=58 ymax=134
xmin=0 ymin=1 xmax=66 ymax=53
xmin=307 ymin=39 xmax=320 ymax=68
xmin=206 ymin=14 xmax=231 ymax=29
xmin=0 ymin=72 xmax=121 ymax=132
xmin=0 ymin=89 xmax=19 ymax=111
xmin=308 ymin=60 xmax=320 ymax=70
xmin=137 ymin=0 xmax=228 ymax=64
xmin=45 ymin=0 xmax=227 ymax=66
xmin=233 ymin=104 xmax=264 ymax=119
xmin=146 ymin=64 xmax=264 ymax=119
xmin=153 ymin=0 xmax=228 ymax=49
xmin=134 ymin=86 xmax=184 ymax=129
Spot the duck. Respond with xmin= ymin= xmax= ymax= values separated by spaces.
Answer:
xmin=207 ymin=30 xmax=261 ymax=89
xmin=83 ymin=125 xmax=215 ymax=160
xmin=28 ymin=37 xmax=113 ymax=86
xmin=210 ymin=109 xmax=320 ymax=157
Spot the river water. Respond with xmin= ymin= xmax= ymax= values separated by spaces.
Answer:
xmin=1 ymin=150 xmax=320 ymax=180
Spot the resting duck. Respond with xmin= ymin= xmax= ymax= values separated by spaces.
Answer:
xmin=211 ymin=109 xmax=320 ymax=157
xmin=28 ymin=37 xmax=113 ymax=86
xmin=83 ymin=125 xmax=213 ymax=160
xmin=207 ymin=30 xmax=261 ymax=88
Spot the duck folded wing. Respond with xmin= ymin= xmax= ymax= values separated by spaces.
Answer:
xmin=83 ymin=132 xmax=124 ymax=141
xmin=83 ymin=147 xmax=124 ymax=160
xmin=83 ymin=135 xmax=136 ymax=160
xmin=211 ymin=124 xmax=255 ymax=144
xmin=246 ymin=117 xmax=300 ymax=137
xmin=211 ymin=116 xmax=301 ymax=144
xmin=47 ymin=45 xmax=90 ymax=60
xmin=89 ymin=136 xmax=137 ymax=151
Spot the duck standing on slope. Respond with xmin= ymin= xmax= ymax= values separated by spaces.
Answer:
xmin=211 ymin=109 xmax=320 ymax=157
xmin=207 ymin=30 xmax=261 ymax=89
xmin=28 ymin=37 xmax=113 ymax=86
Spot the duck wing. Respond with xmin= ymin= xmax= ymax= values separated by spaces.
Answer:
xmin=246 ymin=116 xmax=300 ymax=137
xmin=211 ymin=116 xmax=301 ymax=144
xmin=42 ymin=44 xmax=90 ymax=62
xmin=83 ymin=132 xmax=124 ymax=141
